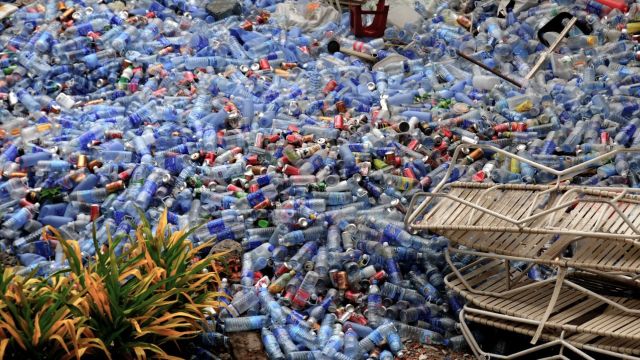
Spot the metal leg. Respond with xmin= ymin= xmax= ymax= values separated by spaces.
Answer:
xmin=445 ymin=248 xmax=556 ymax=298
xmin=505 ymin=259 xmax=511 ymax=290
xmin=532 ymin=267 xmax=566 ymax=344
xmin=461 ymin=306 xmax=600 ymax=360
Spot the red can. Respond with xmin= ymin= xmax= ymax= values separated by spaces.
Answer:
xmin=344 ymin=290 xmax=363 ymax=303
xmin=281 ymin=62 xmax=298 ymax=70
xmin=241 ymin=20 xmax=253 ymax=31
xmin=90 ymin=204 xmax=100 ymax=221
xmin=248 ymin=183 xmax=260 ymax=193
xmin=254 ymin=198 xmax=271 ymax=209
xmin=275 ymin=263 xmax=291 ymax=276
xmin=407 ymin=139 xmax=420 ymax=150
xmin=384 ymin=151 xmax=396 ymax=165
xmin=493 ymin=123 xmax=509 ymax=133
xmin=267 ymin=134 xmax=281 ymax=143
xmin=246 ymin=154 xmax=259 ymax=165
xmin=349 ymin=312 xmax=368 ymax=325
xmin=323 ymin=79 xmax=338 ymax=93
xmin=515 ymin=122 xmax=527 ymax=132
xmin=371 ymin=270 xmax=387 ymax=282
xmin=259 ymin=58 xmax=271 ymax=70
xmin=334 ymin=115 xmax=344 ymax=130
xmin=204 ymin=152 xmax=216 ymax=165
xmin=286 ymin=134 xmax=303 ymax=145
xmin=288 ymin=124 xmax=300 ymax=133
xmin=283 ymin=164 xmax=300 ymax=176
xmin=601 ymin=131 xmax=609 ymax=144
xmin=254 ymin=132 xmax=265 ymax=148
xmin=118 ymin=168 xmax=133 ymax=181
xmin=227 ymin=184 xmax=243 ymax=192
xmin=403 ymin=167 xmax=416 ymax=179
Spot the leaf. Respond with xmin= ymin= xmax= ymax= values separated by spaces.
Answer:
xmin=128 ymin=342 xmax=166 ymax=358
xmin=0 ymin=324 xmax=26 ymax=350
xmin=0 ymin=310 xmax=16 ymax=329
xmin=80 ymin=337 xmax=111 ymax=360
xmin=136 ymin=327 xmax=197 ymax=339
xmin=118 ymin=268 xmax=143 ymax=282
xmin=167 ymin=230 xmax=185 ymax=248
xmin=133 ymin=347 xmax=147 ymax=360
xmin=0 ymin=338 xmax=8 ymax=359
xmin=49 ymin=334 xmax=71 ymax=355
xmin=149 ymin=311 xmax=200 ymax=326
xmin=31 ymin=311 xmax=41 ymax=346
xmin=49 ymin=228 xmax=83 ymax=276
xmin=39 ymin=187 xmax=61 ymax=200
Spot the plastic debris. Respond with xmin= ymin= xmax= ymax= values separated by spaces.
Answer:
xmin=2 ymin=0 xmax=640 ymax=358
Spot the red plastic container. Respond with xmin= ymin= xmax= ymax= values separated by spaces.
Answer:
xmin=350 ymin=0 xmax=389 ymax=38
xmin=595 ymin=0 xmax=629 ymax=12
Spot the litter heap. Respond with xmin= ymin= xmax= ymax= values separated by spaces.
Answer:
xmin=1 ymin=0 xmax=640 ymax=358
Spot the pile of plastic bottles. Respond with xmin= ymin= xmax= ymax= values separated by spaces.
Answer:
xmin=3 ymin=0 xmax=640 ymax=357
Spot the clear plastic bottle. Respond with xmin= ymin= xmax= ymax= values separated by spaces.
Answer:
xmin=358 ymin=322 xmax=395 ymax=352
xmin=318 ymin=313 xmax=336 ymax=347
xmin=366 ymin=281 xmax=383 ymax=328
xmin=287 ymin=324 xmax=317 ymax=350
xmin=223 ymin=315 xmax=268 ymax=332
xmin=258 ymin=286 xmax=285 ymax=324
xmin=322 ymin=332 xmax=344 ymax=358
xmin=219 ymin=290 xmax=259 ymax=318
xmin=262 ymin=328 xmax=286 ymax=360
xmin=292 ymin=271 xmax=319 ymax=309
xmin=273 ymin=325 xmax=298 ymax=355
xmin=396 ymin=323 xmax=445 ymax=345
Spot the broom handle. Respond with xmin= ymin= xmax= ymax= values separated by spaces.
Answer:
xmin=456 ymin=50 xmax=523 ymax=88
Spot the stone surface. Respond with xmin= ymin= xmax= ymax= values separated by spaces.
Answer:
xmin=205 ymin=0 xmax=242 ymax=20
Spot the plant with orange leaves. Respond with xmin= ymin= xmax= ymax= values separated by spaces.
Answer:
xmin=0 ymin=267 xmax=108 ymax=359
xmin=0 ymin=208 xmax=229 ymax=359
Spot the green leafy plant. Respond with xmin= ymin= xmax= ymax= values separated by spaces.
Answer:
xmin=55 ymin=208 xmax=229 ymax=359
xmin=0 ymin=209 xmax=229 ymax=360
xmin=0 ymin=267 xmax=108 ymax=359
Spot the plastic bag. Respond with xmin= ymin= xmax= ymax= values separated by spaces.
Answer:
xmin=273 ymin=1 xmax=340 ymax=31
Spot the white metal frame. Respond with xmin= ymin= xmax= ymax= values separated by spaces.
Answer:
xmin=459 ymin=305 xmax=640 ymax=360
xmin=405 ymin=144 xmax=640 ymax=351
xmin=406 ymin=144 xmax=640 ymax=231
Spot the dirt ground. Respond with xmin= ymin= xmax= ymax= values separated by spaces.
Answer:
xmin=223 ymin=332 xmax=472 ymax=360
xmin=399 ymin=340 xmax=474 ymax=360
xmin=226 ymin=332 xmax=268 ymax=360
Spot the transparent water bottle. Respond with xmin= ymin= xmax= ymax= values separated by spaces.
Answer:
xmin=223 ymin=315 xmax=268 ymax=332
